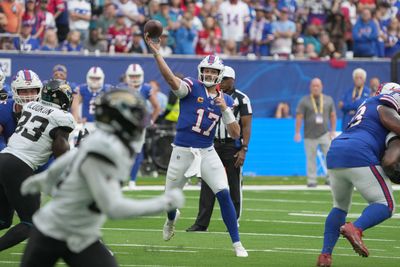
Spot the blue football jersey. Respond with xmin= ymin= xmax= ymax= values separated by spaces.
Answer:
xmin=116 ymin=82 xmax=153 ymax=100
xmin=78 ymin=84 xmax=112 ymax=122
xmin=0 ymin=98 xmax=17 ymax=144
xmin=174 ymin=77 xmax=234 ymax=148
xmin=327 ymin=94 xmax=399 ymax=168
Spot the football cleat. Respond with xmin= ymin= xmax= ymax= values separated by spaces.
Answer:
xmin=163 ymin=209 xmax=180 ymax=241
xmin=340 ymin=222 xmax=369 ymax=257
xmin=233 ymin=241 xmax=248 ymax=257
xmin=316 ymin=253 xmax=332 ymax=267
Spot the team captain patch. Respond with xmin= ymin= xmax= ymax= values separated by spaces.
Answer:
xmin=197 ymin=97 xmax=204 ymax=103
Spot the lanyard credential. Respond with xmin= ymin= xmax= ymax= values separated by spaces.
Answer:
xmin=310 ymin=94 xmax=323 ymax=114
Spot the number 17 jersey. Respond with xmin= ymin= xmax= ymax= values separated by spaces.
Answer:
xmin=327 ymin=94 xmax=399 ymax=168
xmin=174 ymin=77 xmax=234 ymax=148
xmin=2 ymin=101 xmax=75 ymax=170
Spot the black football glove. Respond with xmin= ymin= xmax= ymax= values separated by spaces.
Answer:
xmin=75 ymin=128 xmax=89 ymax=147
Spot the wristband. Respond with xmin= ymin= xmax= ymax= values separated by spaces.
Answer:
xmin=221 ymin=108 xmax=236 ymax=125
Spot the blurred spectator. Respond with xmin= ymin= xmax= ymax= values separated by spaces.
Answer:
xmin=95 ymin=2 xmax=116 ymax=40
xmin=305 ymin=42 xmax=319 ymax=59
xmin=185 ymin=0 xmax=203 ymax=31
xmin=294 ymin=78 xmax=336 ymax=187
xmin=22 ymin=0 xmax=45 ymax=40
xmin=134 ymin=0 xmax=148 ymax=27
xmin=38 ymin=0 xmax=56 ymax=35
xmin=107 ymin=10 xmax=131 ymax=53
xmin=83 ymin=28 xmax=108 ymax=53
xmin=384 ymin=18 xmax=400 ymax=57
xmin=338 ymin=68 xmax=370 ymax=131
xmin=175 ymin=11 xmax=197 ymax=54
xmin=153 ymin=0 xmax=179 ymax=48
xmin=244 ymin=5 xmax=274 ymax=57
xmin=0 ymin=36 xmax=14 ymax=50
xmin=52 ymin=64 xmax=68 ymax=80
xmin=293 ymin=37 xmax=306 ymax=59
xmin=218 ymin=0 xmax=250 ymax=53
xmin=47 ymin=0 xmax=69 ymax=42
xmin=159 ymin=30 xmax=173 ymax=56
xmin=0 ymin=8 xmax=8 ymax=33
xmin=195 ymin=16 xmax=222 ymax=55
xmin=60 ymin=30 xmax=83 ymax=52
xmin=340 ymin=0 xmax=358 ymax=26
xmin=358 ymin=0 xmax=377 ymax=11
xmin=303 ymin=24 xmax=321 ymax=55
xmin=352 ymin=8 xmax=379 ymax=57
xmin=13 ymin=21 xmax=40 ymax=51
xmin=39 ymin=28 xmax=59 ymax=51
xmin=304 ymin=0 xmax=331 ymax=26
xmin=275 ymin=101 xmax=291 ymax=118
xmin=369 ymin=76 xmax=380 ymax=96
xmin=319 ymin=31 xmax=338 ymax=58
xmin=113 ymin=0 xmax=140 ymax=27
xmin=170 ymin=0 xmax=183 ymax=19
xmin=68 ymin=0 xmax=92 ymax=41
xmin=0 ymin=0 xmax=23 ymax=33
xmin=277 ymin=0 xmax=297 ymax=17
xmin=222 ymin=39 xmax=238 ymax=56
xmin=148 ymin=0 xmax=160 ymax=18
xmin=270 ymin=7 xmax=296 ymax=58
xmin=325 ymin=11 xmax=347 ymax=58
xmin=128 ymin=28 xmax=148 ymax=54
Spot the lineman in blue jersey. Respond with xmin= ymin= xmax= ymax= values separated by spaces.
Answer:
xmin=119 ymin=63 xmax=161 ymax=189
xmin=71 ymin=66 xmax=111 ymax=132
xmin=146 ymin=34 xmax=248 ymax=257
xmin=316 ymin=82 xmax=400 ymax=267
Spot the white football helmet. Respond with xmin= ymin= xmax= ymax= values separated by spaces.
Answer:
xmin=126 ymin=64 xmax=144 ymax=88
xmin=86 ymin=66 xmax=105 ymax=90
xmin=376 ymin=82 xmax=400 ymax=95
xmin=197 ymin=55 xmax=225 ymax=87
xmin=11 ymin=69 xmax=42 ymax=105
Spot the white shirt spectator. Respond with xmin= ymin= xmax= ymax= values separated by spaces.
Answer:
xmin=218 ymin=0 xmax=250 ymax=42
xmin=341 ymin=0 xmax=357 ymax=25
xmin=68 ymin=0 xmax=92 ymax=31
xmin=113 ymin=0 xmax=139 ymax=27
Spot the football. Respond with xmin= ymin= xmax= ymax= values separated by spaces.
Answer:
xmin=144 ymin=20 xmax=163 ymax=39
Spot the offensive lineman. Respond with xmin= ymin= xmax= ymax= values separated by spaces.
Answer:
xmin=20 ymin=89 xmax=184 ymax=267
xmin=145 ymin=34 xmax=248 ymax=257
xmin=0 ymin=76 xmax=75 ymax=251
xmin=316 ymin=83 xmax=400 ymax=266
xmin=71 ymin=66 xmax=111 ymax=132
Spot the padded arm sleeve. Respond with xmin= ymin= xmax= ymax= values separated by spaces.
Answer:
xmin=82 ymin=155 xmax=176 ymax=219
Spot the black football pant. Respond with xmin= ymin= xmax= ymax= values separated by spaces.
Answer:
xmin=21 ymin=226 xmax=118 ymax=267
xmin=194 ymin=142 xmax=242 ymax=228
xmin=0 ymin=153 xmax=39 ymax=251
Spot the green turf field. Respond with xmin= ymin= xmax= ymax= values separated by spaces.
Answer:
xmin=1 ymin=186 xmax=399 ymax=267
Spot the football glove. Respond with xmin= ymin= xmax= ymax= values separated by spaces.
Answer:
xmin=163 ymin=188 xmax=185 ymax=212
xmin=21 ymin=172 xmax=50 ymax=196
xmin=75 ymin=128 xmax=89 ymax=147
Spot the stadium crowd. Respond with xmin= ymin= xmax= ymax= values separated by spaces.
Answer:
xmin=1 ymin=0 xmax=400 ymax=58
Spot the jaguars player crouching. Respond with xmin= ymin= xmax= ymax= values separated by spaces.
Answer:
xmin=20 ymin=89 xmax=184 ymax=267
xmin=0 ymin=77 xmax=75 ymax=252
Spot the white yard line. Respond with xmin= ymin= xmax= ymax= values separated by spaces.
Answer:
xmin=102 ymin=228 xmax=396 ymax=242
xmin=123 ymin=185 xmax=400 ymax=191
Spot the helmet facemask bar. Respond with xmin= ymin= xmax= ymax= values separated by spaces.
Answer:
xmin=14 ymin=88 xmax=41 ymax=105
xmin=197 ymin=55 xmax=224 ymax=87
